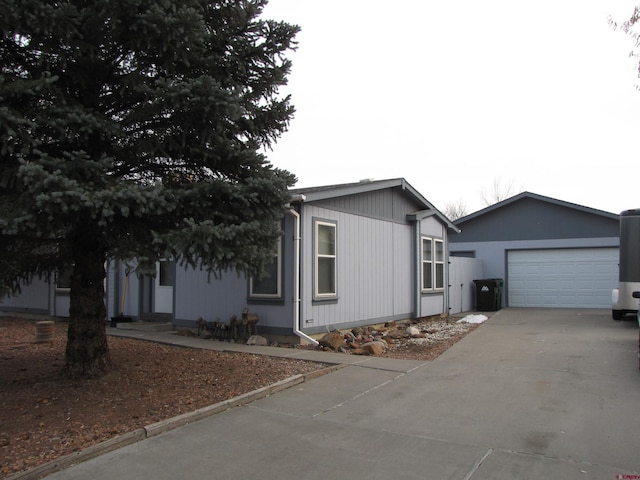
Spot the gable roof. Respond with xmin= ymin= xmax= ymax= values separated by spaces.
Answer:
xmin=450 ymin=191 xmax=619 ymax=243
xmin=290 ymin=178 xmax=459 ymax=232
xmin=454 ymin=191 xmax=618 ymax=225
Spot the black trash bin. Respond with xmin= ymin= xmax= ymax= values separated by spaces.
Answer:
xmin=473 ymin=279 xmax=504 ymax=311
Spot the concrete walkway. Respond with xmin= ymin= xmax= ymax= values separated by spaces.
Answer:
xmin=108 ymin=323 xmax=431 ymax=372
xmin=40 ymin=309 xmax=640 ymax=479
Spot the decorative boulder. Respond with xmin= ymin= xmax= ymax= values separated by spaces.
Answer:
xmin=246 ymin=335 xmax=268 ymax=346
xmin=361 ymin=342 xmax=385 ymax=356
xmin=319 ymin=330 xmax=345 ymax=351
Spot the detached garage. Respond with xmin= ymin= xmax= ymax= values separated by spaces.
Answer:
xmin=450 ymin=192 xmax=620 ymax=309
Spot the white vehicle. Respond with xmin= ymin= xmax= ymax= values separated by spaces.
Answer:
xmin=612 ymin=209 xmax=640 ymax=320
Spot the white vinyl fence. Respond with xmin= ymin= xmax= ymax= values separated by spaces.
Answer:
xmin=448 ymin=256 xmax=483 ymax=314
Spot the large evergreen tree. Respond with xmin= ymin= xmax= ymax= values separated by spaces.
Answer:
xmin=0 ymin=0 xmax=299 ymax=378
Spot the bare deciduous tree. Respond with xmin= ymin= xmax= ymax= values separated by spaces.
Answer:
xmin=480 ymin=177 xmax=520 ymax=207
xmin=443 ymin=198 xmax=469 ymax=221
xmin=610 ymin=5 xmax=640 ymax=86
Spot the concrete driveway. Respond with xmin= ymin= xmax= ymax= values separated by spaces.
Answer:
xmin=46 ymin=309 xmax=640 ymax=480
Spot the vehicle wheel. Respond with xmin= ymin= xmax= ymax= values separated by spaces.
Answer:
xmin=612 ymin=310 xmax=623 ymax=320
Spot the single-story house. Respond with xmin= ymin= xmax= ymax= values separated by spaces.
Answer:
xmin=2 ymin=178 xmax=464 ymax=342
xmin=450 ymin=192 xmax=620 ymax=309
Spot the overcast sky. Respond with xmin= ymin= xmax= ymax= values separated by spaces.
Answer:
xmin=261 ymin=0 xmax=640 ymax=216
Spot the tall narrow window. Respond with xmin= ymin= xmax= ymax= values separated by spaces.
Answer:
xmin=315 ymin=220 xmax=336 ymax=298
xmin=158 ymin=260 xmax=175 ymax=287
xmin=56 ymin=264 xmax=73 ymax=291
xmin=250 ymin=236 xmax=282 ymax=298
xmin=422 ymin=237 xmax=445 ymax=292
xmin=435 ymin=239 xmax=444 ymax=290
xmin=421 ymin=237 xmax=433 ymax=290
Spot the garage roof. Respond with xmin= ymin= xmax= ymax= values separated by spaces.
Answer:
xmin=452 ymin=192 xmax=619 ymax=243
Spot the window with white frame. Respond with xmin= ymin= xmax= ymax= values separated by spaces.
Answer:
xmin=250 ymin=236 xmax=282 ymax=298
xmin=158 ymin=260 xmax=175 ymax=287
xmin=315 ymin=220 xmax=336 ymax=298
xmin=421 ymin=238 xmax=433 ymax=290
xmin=435 ymin=239 xmax=444 ymax=289
xmin=421 ymin=237 xmax=445 ymax=292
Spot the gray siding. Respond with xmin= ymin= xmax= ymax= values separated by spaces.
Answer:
xmin=0 ymin=277 xmax=50 ymax=314
xmin=170 ymin=214 xmax=296 ymax=331
xmin=105 ymin=261 xmax=122 ymax=318
xmin=53 ymin=293 xmax=70 ymax=317
xmin=452 ymin=237 xmax=619 ymax=280
xmin=393 ymin=222 xmax=414 ymax=318
xmin=453 ymin=197 xmax=619 ymax=243
xmin=1 ymin=180 xmax=451 ymax=334
xmin=311 ymin=187 xmax=422 ymax=223
xmin=418 ymin=216 xmax=447 ymax=317
xmin=246 ymin=213 xmax=295 ymax=334
xmin=300 ymin=205 xmax=415 ymax=333
xmin=451 ymin=237 xmax=619 ymax=306
xmin=105 ymin=260 xmax=141 ymax=319
xmin=174 ymin=268 xmax=247 ymax=325
xmin=173 ymin=261 xmax=294 ymax=333
xmin=450 ymin=194 xmax=621 ymax=309
xmin=1 ymin=273 xmax=107 ymax=319
xmin=119 ymin=265 xmax=140 ymax=319
xmin=106 ymin=263 xmax=116 ymax=320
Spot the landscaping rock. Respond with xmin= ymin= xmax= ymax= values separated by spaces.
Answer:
xmin=406 ymin=326 xmax=420 ymax=336
xmin=295 ymin=316 xmax=477 ymax=361
xmin=246 ymin=335 xmax=268 ymax=346
xmin=319 ymin=330 xmax=345 ymax=351
xmin=385 ymin=330 xmax=408 ymax=340
xmin=177 ymin=328 xmax=196 ymax=337
xmin=361 ymin=342 xmax=385 ymax=356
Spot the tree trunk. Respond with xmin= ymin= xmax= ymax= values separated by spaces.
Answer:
xmin=63 ymin=230 xmax=111 ymax=378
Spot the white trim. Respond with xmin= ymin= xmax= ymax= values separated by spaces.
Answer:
xmin=435 ymin=239 xmax=445 ymax=290
xmin=314 ymin=220 xmax=337 ymax=298
xmin=421 ymin=237 xmax=445 ymax=293
xmin=421 ymin=237 xmax=433 ymax=291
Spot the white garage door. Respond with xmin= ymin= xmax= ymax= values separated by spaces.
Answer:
xmin=508 ymin=248 xmax=619 ymax=308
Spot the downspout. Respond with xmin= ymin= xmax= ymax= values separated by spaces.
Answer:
xmin=443 ymin=236 xmax=449 ymax=316
xmin=413 ymin=219 xmax=421 ymax=319
xmin=289 ymin=196 xmax=319 ymax=346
